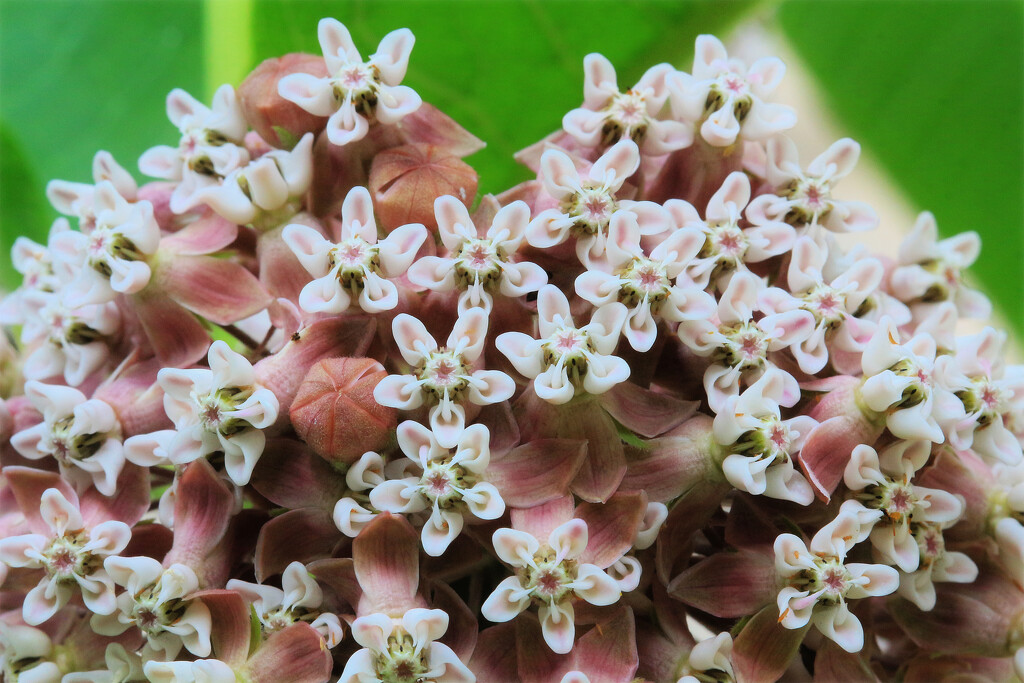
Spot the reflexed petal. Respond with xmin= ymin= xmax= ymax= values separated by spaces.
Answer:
xmin=481 ymin=575 xmax=531 ymax=623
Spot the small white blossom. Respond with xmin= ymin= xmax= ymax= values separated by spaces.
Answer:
xmin=408 ymin=196 xmax=546 ymax=315
xmin=562 ymin=53 xmax=691 ymax=155
xmin=713 ymin=368 xmax=816 ymax=505
xmin=775 ymin=509 xmax=898 ymax=653
xmin=370 ymin=422 xmax=505 ymax=556
xmin=0 ymin=623 xmax=62 ymax=683
xmin=374 ymin=309 xmax=514 ymax=448
xmin=157 ymin=340 xmax=279 ymax=486
xmin=574 ymin=211 xmax=714 ymax=352
xmin=676 ymin=632 xmax=734 ymax=683
xmin=526 ymin=139 xmax=671 ymax=269
xmin=890 ymin=212 xmax=991 ymax=319
xmin=0 ymin=488 xmax=130 ymax=625
xmin=90 ymin=556 xmax=211 ymax=659
xmin=138 ymin=85 xmax=251 ymax=215
xmin=753 ymin=136 xmax=878 ymax=234
xmin=47 ymin=150 xmax=139 ymax=232
xmin=860 ymin=317 xmax=966 ymax=443
xmin=227 ymin=561 xmax=344 ymax=648
xmin=339 ymin=609 xmax=474 ymax=683
xmin=11 ymin=381 xmax=125 ymax=496
xmin=496 ymin=285 xmax=629 ymax=405
xmin=481 ymin=519 xmax=621 ymax=654
xmin=667 ymin=35 xmax=796 ymax=147
xmin=143 ymin=659 xmax=236 ymax=683
xmin=843 ymin=442 xmax=964 ymax=572
xmin=279 ymin=18 xmax=422 ymax=147
xmin=284 ymin=186 xmax=427 ymax=314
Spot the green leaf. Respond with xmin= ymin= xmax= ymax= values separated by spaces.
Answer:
xmin=0 ymin=0 xmax=206 ymax=245
xmin=777 ymin=0 xmax=1024 ymax=336
xmin=249 ymin=0 xmax=761 ymax=196
xmin=0 ymin=120 xmax=49 ymax=290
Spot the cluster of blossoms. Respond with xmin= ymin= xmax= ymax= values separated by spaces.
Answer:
xmin=2 ymin=20 xmax=1023 ymax=683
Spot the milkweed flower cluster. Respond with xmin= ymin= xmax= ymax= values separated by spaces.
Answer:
xmin=1 ymin=20 xmax=1022 ymax=683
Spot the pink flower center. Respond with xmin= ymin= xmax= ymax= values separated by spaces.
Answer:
xmin=725 ymin=77 xmax=745 ymax=93
xmin=425 ymin=471 xmax=451 ymax=495
xmin=536 ymin=570 xmax=562 ymax=595
xmin=555 ymin=330 xmax=585 ymax=353
xmin=769 ymin=424 xmax=789 ymax=449
xmin=822 ymin=567 xmax=847 ymax=593
xmin=342 ymin=67 xmax=367 ymax=89
xmin=337 ymin=241 xmax=367 ymax=265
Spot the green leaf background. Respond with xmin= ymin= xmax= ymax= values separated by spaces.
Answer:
xmin=2 ymin=0 xmax=1020 ymax=334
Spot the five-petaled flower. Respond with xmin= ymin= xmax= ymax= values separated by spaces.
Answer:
xmin=284 ymin=185 xmax=428 ymax=314
xmin=278 ymin=18 xmax=422 ymax=146
xmin=374 ymin=309 xmax=514 ymax=448
xmin=496 ymin=285 xmax=629 ymax=405
xmin=408 ymin=195 xmax=547 ymax=315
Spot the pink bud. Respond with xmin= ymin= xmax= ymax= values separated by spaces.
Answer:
xmin=289 ymin=358 xmax=396 ymax=464
xmin=238 ymin=53 xmax=329 ymax=149
xmin=369 ymin=143 xmax=478 ymax=233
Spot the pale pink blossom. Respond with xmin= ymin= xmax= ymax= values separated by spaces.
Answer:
xmin=333 ymin=451 xmax=387 ymax=538
xmin=945 ymin=327 xmax=1024 ymax=465
xmin=675 ymin=632 xmax=734 ymax=683
xmin=667 ymin=35 xmax=796 ymax=147
xmin=0 ymin=220 xmax=74 ymax=327
xmin=526 ymin=139 xmax=671 ymax=268
xmin=574 ymin=211 xmax=713 ymax=352
xmin=227 ymin=560 xmax=345 ymax=648
xmin=860 ymin=317 xmax=967 ymax=443
xmin=0 ymin=488 xmax=130 ymax=624
xmin=562 ymin=53 xmax=691 ymax=155
xmin=374 ymin=309 xmax=514 ymax=447
xmin=284 ymin=186 xmax=428 ymax=314
xmin=896 ymin=521 xmax=978 ymax=611
xmin=143 ymin=659 xmax=236 ymax=683
xmin=11 ymin=381 xmax=125 ymax=496
xmin=713 ymin=368 xmax=816 ymax=504
xmin=753 ymin=136 xmax=878 ymax=233
xmin=157 ymin=340 xmax=280 ymax=485
xmin=761 ymin=236 xmax=882 ymax=374
xmin=278 ymin=18 xmax=422 ymax=146
xmin=370 ymin=421 xmax=505 ymax=556
xmin=677 ymin=270 xmax=814 ymax=411
xmin=495 ymin=285 xmax=629 ymax=405
xmin=47 ymin=150 xmax=139 ymax=232
xmin=681 ymin=172 xmax=795 ymax=289
xmin=0 ymin=623 xmax=62 ymax=683
xmin=408 ymin=195 xmax=546 ymax=314
xmin=50 ymin=181 xmax=161 ymax=305
xmin=60 ymin=643 xmax=144 ymax=683
xmin=195 ymin=132 xmax=314 ymax=226
xmin=90 ymin=556 xmax=212 ymax=659
xmin=138 ymin=85 xmax=251 ymax=214
xmin=339 ymin=609 xmax=475 ymax=683
xmin=481 ymin=519 xmax=621 ymax=654
xmin=890 ymin=212 xmax=991 ymax=318
xmin=774 ymin=509 xmax=899 ymax=653
xmin=843 ymin=442 xmax=964 ymax=572
xmin=19 ymin=286 xmax=120 ymax=386
xmin=990 ymin=462 xmax=1024 ymax=584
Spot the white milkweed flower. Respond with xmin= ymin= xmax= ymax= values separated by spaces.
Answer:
xmin=713 ymin=368 xmax=816 ymax=505
xmin=143 ymin=659 xmax=236 ymax=683
xmin=157 ymin=340 xmax=280 ymax=486
xmin=283 ymin=186 xmax=427 ymax=314
xmin=753 ymin=136 xmax=878 ymax=234
xmin=0 ymin=488 xmax=130 ymax=625
xmin=562 ymin=53 xmax=692 ymax=155
xmin=11 ymin=381 xmax=125 ymax=496
xmin=370 ymin=421 xmax=505 ymax=556
xmin=278 ymin=18 xmax=422 ymax=147
xmin=333 ymin=451 xmax=387 ymax=538
xmin=574 ymin=210 xmax=714 ymax=352
xmin=860 ymin=317 xmax=967 ymax=443
xmin=138 ymin=85 xmax=251 ymax=215
xmin=890 ymin=211 xmax=991 ymax=319
xmin=774 ymin=509 xmax=899 ymax=653
xmin=481 ymin=519 xmax=621 ymax=654
xmin=339 ymin=609 xmax=475 ymax=683
xmin=47 ymin=150 xmax=139 ymax=232
xmin=408 ymin=195 xmax=547 ymax=315
xmin=0 ymin=623 xmax=62 ymax=683
xmin=843 ymin=442 xmax=965 ymax=572
xmin=675 ymin=632 xmax=735 ymax=683
xmin=90 ymin=556 xmax=212 ymax=660
xmin=374 ymin=308 xmax=514 ymax=448
xmin=667 ymin=34 xmax=796 ymax=147
xmin=496 ymin=285 xmax=629 ymax=405
xmin=227 ymin=561 xmax=345 ymax=648
xmin=526 ymin=139 xmax=671 ymax=269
